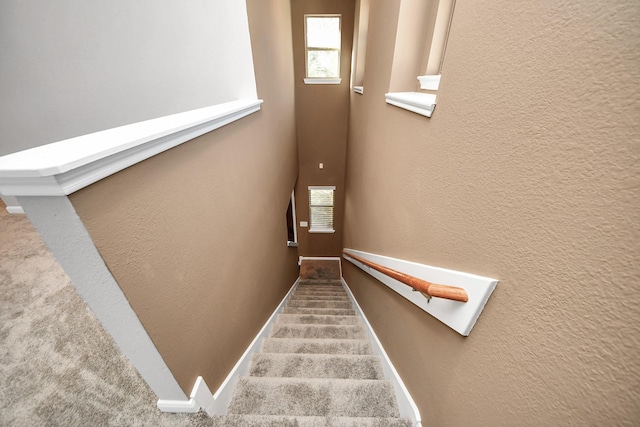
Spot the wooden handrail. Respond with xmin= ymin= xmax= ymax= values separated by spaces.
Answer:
xmin=343 ymin=251 xmax=469 ymax=303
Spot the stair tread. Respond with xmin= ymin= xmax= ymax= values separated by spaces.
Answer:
xmin=249 ymin=353 xmax=384 ymax=379
xmin=210 ymin=414 xmax=413 ymax=427
xmin=261 ymin=338 xmax=374 ymax=355
xmin=276 ymin=314 xmax=360 ymax=325
xmin=228 ymin=377 xmax=400 ymax=417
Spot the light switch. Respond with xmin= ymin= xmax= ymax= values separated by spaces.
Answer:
xmin=319 ymin=163 xmax=324 ymax=169
xmin=300 ymin=221 xmax=308 ymax=227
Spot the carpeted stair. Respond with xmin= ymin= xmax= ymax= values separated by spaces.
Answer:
xmin=212 ymin=280 xmax=412 ymax=426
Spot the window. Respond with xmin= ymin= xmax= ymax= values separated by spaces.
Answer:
xmin=286 ymin=191 xmax=298 ymax=247
xmin=351 ymin=0 xmax=370 ymax=94
xmin=304 ymin=15 xmax=342 ymax=84
xmin=308 ymin=186 xmax=335 ymax=233
xmin=385 ymin=0 xmax=456 ymax=117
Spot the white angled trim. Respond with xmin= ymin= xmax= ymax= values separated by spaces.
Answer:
xmin=343 ymin=249 xmax=498 ymax=336
xmin=304 ymin=78 xmax=342 ymax=85
xmin=6 ymin=205 xmax=25 ymax=214
xmin=204 ymin=278 xmax=301 ymax=415
xmin=353 ymin=86 xmax=364 ymax=94
xmin=157 ymin=376 xmax=214 ymax=414
xmin=385 ymin=92 xmax=436 ymax=117
xmin=342 ymin=278 xmax=422 ymax=427
xmin=417 ymin=74 xmax=441 ymax=90
xmin=0 ymin=99 xmax=263 ymax=197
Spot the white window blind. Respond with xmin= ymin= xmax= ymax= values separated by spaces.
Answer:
xmin=309 ymin=186 xmax=335 ymax=232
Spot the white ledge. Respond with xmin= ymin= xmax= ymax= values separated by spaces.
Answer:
xmin=309 ymin=228 xmax=336 ymax=234
xmin=385 ymin=92 xmax=436 ymax=118
xmin=353 ymin=86 xmax=364 ymax=94
xmin=0 ymin=99 xmax=263 ymax=197
xmin=304 ymin=78 xmax=342 ymax=85
xmin=417 ymin=74 xmax=441 ymax=90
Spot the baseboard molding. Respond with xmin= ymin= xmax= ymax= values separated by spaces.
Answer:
xmin=342 ymin=278 xmax=422 ymax=427
xmin=158 ymin=278 xmax=301 ymax=415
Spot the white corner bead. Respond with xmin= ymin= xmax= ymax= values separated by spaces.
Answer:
xmin=385 ymin=92 xmax=437 ymax=117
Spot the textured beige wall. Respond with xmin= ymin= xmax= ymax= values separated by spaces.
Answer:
xmin=344 ymin=0 xmax=640 ymax=425
xmin=291 ymin=0 xmax=356 ymax=257
xmin=69 ymin=0 xmax=299 ymax=395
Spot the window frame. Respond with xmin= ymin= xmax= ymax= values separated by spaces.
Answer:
xmin=308 ymin=186 xmax=336 ymax=233
xmin=304 ymin=14 xmax=342 ymax=85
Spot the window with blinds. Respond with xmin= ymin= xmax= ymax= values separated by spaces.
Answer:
xmin=308 ymin=186 xmax=335 ymax=233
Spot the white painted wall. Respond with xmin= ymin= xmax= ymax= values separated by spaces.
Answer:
xmin=0 ymin=0 xmax=257 ymax=156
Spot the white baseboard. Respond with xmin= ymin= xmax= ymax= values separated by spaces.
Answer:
xmin=342 ymin=278 xmax=422 ymax=427
xmin=158 ymin=278 xmax=301 ymax=415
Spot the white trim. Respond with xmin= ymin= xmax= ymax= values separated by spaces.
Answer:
xmin=0 ymin=99 xmax=263 ymax=197
xmin=417 ymin=75 xmax=441 ymax=90
xmin=343 ymin=249 xmax=498 ymax=336
xmin=304 ymin=78 xmax=342 ymax=85
xmin=308 ymin=228 xmax=336 ymax=233
xmin=6 ymin=205 xmax=25 ymax=214
xmin=353 ymin=86 xmax=364 ymax=94
xmin=157 ymin=376 xmax=214 ymax=414
xmin=19 ymin=196 xmax=187 ymax=400
xmin=2 ymin=195 xmax=24 ymax=214
xmin=341 ymin=278 xmax=422 ymax=427
xmin=385 ymin=92 xmax=436 ymax=118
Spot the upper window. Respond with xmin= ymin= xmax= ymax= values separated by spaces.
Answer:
xmin=308 ymin=186 xmax=335 ymax=233
xmin=304 ymin=15 xmax=342 ymax=84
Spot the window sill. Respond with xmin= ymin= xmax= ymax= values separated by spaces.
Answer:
xmin=287 ymin=241 xmax=299 ymax=247
xmin=385 ymin=92 xmax=436 ymax=118
xmin=417 ymin=74 xmax=441 ymax=90
xmin=353 ymin=86 xmax=364 ymax=94
xmin=304 ymin=78 xmax=342 ymax=85
xmin=309 ymin=228 xmax=336 ymax=234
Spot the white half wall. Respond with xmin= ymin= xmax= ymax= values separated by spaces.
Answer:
xmin=0 ymin=0 xmax=257 ymax=156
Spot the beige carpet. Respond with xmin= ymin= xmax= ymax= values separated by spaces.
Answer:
xmin=0 ymin=202 xmax=213 ymax=426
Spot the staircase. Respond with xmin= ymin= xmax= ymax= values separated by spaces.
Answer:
xmin=211 ymin=277 xmax=413 ymax=426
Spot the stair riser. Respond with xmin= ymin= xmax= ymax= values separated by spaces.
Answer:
xmin=286 ymin=301 xmax=353 ymax=309
xmin=229 ymin=378 xmax=400 ymax=418
xmin=281 ymin=307 xmax=356 ymax=316
xmin=271 ymin=325 xmax=367 ymax=340
xmin=249 ymin=354 xmax=384 ymax=379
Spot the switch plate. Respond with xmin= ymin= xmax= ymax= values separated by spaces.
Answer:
xmin=300 ymin=221 xmax=308 ymax=227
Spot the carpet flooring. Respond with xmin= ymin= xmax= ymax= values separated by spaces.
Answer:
xmin=212 ymin=281 xmax=412 ymax=426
